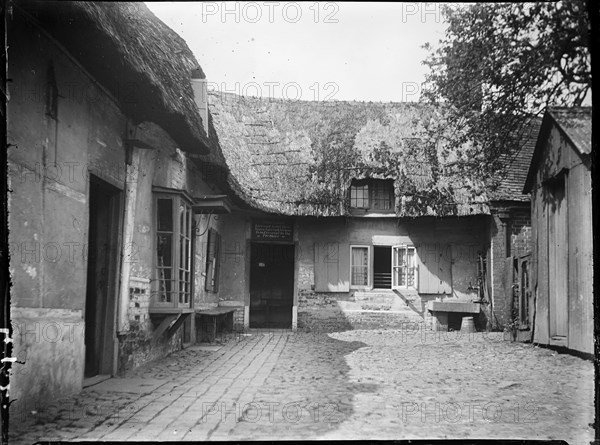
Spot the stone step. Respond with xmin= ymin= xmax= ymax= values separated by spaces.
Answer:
xmin=339 ymin=299 xmax=420 ymax=314
xmin=342 ymin=310 xmax=426 ymax=330
xmin=353 ymin=291 xmax=399 ymax=303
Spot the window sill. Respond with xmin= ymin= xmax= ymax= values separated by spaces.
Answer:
xmin=149 ymin=307 xmax=194 ymax=315
xmin=348 ymin=209 xmax=396 ymax=217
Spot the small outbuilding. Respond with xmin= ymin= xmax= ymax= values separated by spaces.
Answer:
xmin=523 ymin=107 xmax=593 ymax=355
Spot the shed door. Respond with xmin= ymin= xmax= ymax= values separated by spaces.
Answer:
xmin=548 ymin=177 xmax=568 ymax=337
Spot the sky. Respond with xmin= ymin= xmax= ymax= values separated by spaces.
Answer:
xmin=146 ymin=2 xmax=450 ymax=102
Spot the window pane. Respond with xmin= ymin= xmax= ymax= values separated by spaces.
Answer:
xmin=157 ymin=268 xmax=172 ymax=302
xmin=373 ymin=180 xmax=393 ymax=210
xmin=351 ymin=247 xmax=369 ymax=286
xmin=157 ymin=198 xmax=173 ymax=231
xmin=156 ymin=232 xmax=173 ymax=302
xmin=179 ymin=200 xmax=186 ymax=234
xmin=406 ymin=248 xmax=415 ymax=287
xmin=157 ymin=233 xmax=173 ymax=266
xmin=350 ymin=184 xmax=370 ymax=208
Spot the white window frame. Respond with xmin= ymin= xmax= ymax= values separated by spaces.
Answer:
xmin=349 ymin=245 xmax=371 ymax=289
xmin=153 ymin=192 xmax=193 ymax=309
xmin=392 ymin=244 xmax=418 ymax=290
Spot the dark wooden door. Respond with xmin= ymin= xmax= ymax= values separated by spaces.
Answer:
xmin=85 ymin=176 xmax=121 ymax=377
xmin=249 ymin=243 xmax=294 ymax=328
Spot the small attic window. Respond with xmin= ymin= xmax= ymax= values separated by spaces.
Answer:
xmin=349 ymin=178 xmax=394 ymax=211
xmin=46 ymin=62 xmax=58 ymax=120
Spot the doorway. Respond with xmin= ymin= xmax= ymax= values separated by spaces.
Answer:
xmin=85 ymin=175 xmax=121 ymax=377
xmin=373 ymin=246 xmax=392 ymax=289
xmin=249 ymin=243 xmax=295 ymax=328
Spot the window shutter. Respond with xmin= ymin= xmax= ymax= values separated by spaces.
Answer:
xmin=417 ymin=244 xmax=452 ymax=294
xmin=314 ymin=242 xmax=350 ymax=292
xmin=205 ymin=229 xmax=220 ymax=292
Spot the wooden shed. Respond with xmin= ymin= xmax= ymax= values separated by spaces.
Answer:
xmin=523 ymin=107 xmax=593 ymax=355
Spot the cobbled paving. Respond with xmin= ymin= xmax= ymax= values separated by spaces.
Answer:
xmin=9 ymin=328 xmax=594 ymax=443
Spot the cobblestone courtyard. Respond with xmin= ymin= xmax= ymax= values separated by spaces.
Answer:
xmin=10 ymin=328 xmax=594 ymax=443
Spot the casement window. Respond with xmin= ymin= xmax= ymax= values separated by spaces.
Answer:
xmin=350 ymin=245 xmax=371 ymax=288
xmin=154 ymin=193 xmax=193 ymax=308
xmin=350 ymin=182 xmax=370 ymax=208
xmin=372 ymin=180 xmax=393 ymax=210
xmin=349 ymin=179 xmax=394 ymax=211
xmin=205 ymin=228 xmax=221 ymax=292
xmin=392 ymin=245 xmax=417 ymax=289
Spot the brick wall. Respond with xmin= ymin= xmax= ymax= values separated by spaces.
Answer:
xmin=489 ymin=205 xmax=532 ymax=329
xmin=509 ymin=207 xmax=532 ymax=257
xmin=117 ymin=320 xmax=182 ymax=374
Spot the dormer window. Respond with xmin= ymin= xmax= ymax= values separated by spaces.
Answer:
xmin=349 ymin=179 xmax=394 ymax=212
xmin=350 ymin=180 xmax=370 ymax=208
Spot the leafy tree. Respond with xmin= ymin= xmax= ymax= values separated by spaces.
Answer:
xmin=421 ymin=1 xmax=591 ymax=183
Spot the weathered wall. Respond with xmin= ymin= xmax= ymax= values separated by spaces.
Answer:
xmin=193 ymin=212 xmax=248 ymax=328
xmin=118 ymin=121 xmax=218 ymax=371
xmin=531 ymin=125 xmax=593 ymax=354
xmin=295 ymin=216 xmax=489 ymax=331
xmin=7 ymin=14 xmax=229 ymax=407
xmin=8 ymin=17 xmax=127 ymax=405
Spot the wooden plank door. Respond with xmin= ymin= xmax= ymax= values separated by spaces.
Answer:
xmin=548 ymin=177 xmax=568 ymax=337
xmin=85 ymin=176 xmax=121 ymax=377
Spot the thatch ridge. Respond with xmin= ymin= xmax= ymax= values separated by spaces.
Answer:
xmin=18 ymin=1 xmax=216 ymax=156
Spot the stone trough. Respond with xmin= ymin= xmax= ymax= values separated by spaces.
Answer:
xmin=426 ymin=301 xmax=481 ymax=332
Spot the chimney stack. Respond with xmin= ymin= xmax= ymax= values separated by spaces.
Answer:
xmin=191 ymin=67 xmax=209 ymax=135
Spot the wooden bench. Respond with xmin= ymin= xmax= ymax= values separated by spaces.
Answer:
xmin=426 ymin=301 xmax=481 ymax=332
xmin=195 ymin=307 xmax=237 ymax=343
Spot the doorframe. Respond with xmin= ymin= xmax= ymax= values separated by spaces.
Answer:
xmin=373 ymin=245 xmax=392 ymax=290
xmin=85 ymin=173 xmax=124 ymax=378
xmin=247 ymin=240 xmax=298 ymax=329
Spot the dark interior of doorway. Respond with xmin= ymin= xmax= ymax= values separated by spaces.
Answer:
xmin=249 ymin=243 xmax=294 ymax=329
xmin=85 ymin=176 xmax=121 ymax=378
xmin=373 ymin=246 xmax=392 ymax=289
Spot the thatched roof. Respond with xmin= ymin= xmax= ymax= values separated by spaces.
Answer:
xmin=17 ymin=1 xmax=215 ymax=156
xmin=209 ymin=92 xmax=500 ymax=217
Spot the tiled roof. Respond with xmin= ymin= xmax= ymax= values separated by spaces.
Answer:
xmin=489 ymin=118 xmax=542 ymax=202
